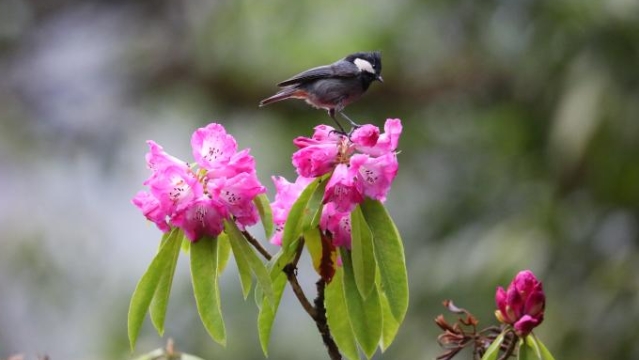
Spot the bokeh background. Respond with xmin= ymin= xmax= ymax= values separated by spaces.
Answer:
xmin=1 ymin=0 xmax=638 ymax=359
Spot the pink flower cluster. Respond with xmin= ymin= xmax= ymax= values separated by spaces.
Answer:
xmin=132 ymin=123 xmax=266 ymax=242
xmin=270 ymin=119 xmax=402 ymax=247
xmin=495 ymin=270 xmax=546 ymax=337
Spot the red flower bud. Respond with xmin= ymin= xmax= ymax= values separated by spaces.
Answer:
xmin=495 ymin=270 xmax=545 ymax=337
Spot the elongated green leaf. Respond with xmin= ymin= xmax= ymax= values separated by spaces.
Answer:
xmin=225 ymin=220 xmax=275 ymax=307
xmin=190 ymin=236 xmax=226 ymax=346
xmin=379 ymin=290 xmax=400 ymax=351
xmin=481 ymin=331 xmax=506 ymax=360
xmin=149 ymin=229 xmax=183 ymax=335
xmin=257 ymin=272 xmax=287 ymax=356
xmin=307 ymin=175 xmax=328 ymax=229
xmin=518 ymin=336 xmax=538 ymax=360
xmin=341 ymin=249 xmax=382 ymax=359
xmin=281 ymin=177 xmax=322 ymax=253
xmin=304 ymin=227 xmax=323 ymax=274
xmin=268 ymin=248 xmax=295 ymax=284
xmin=128 ymin=229 xmax=182 ymax=350
xmin=350 ymin=205 xmax=376 ymax=299
xmin=225 ymin=227 xmax=253 ymax=299
xmin=360 ymin=199 xmax=408 ymax=323
xmin=532 ymin=333 xmax=556 ymax=360
xmin=254 ymin=194 xmax=274 ymax=239
xmin=181 ymin=236 xmax=191 ymax=253
xmin=217 ymin=232 xmax=231 ymax=275
xmin=325 ymin=267 xmax=360 ymax=360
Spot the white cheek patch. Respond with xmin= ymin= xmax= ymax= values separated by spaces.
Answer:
xmin=354 ymin=58 xmax=375 ymax=74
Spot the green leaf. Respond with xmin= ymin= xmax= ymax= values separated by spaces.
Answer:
xmin=225 ymin=220 xmax=275 ymax=307
xmin=341 ymin=249 xmax=382 ymax=359
xmin=350 ymin=205 xmax=376 ymax=298
xmin=127 ymin=229 xmax=182 ymax=350
xmin=225 ymin=227 xmax=253 ymax=299
xmin=481 ymin=331 xmax=506 ymax=360
xmin=149 ymin=229 xmax=183 ymax=335
xmin=304 ymin=227 xmax=323 ymax=274
xmin=282 ymin=176 xmax=326 ymax=254
xmin=190 ymin=236 xmax=226 ymax=346
xmin=379 ymin=290 xmax=400 ymax=351
xmin=518 ymin=336 xmax=541 ymax=360
xmin=532 ymin=333 xmax=556 ymax=360
xmin=307 ymin=175 xmax=328 ymax=229
xmin=325 ymin=267 xmax=359 ymax=360
xmin=217 ymin=232 xmax=232 ymax=275
xmin=257 ymin=272 xmax=287 ymax=356
xmin=360 ymin=198 xmax=408 ymax=323
xmin=181 ymin=236 xmax=191 ymax=253
xmin=268 ymin=248 xmax=295 ymax=283
xmin=254 ymin=194 xmax=274 ymax=239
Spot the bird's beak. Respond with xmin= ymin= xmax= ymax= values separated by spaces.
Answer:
xmin=377 ymin=75 xmax=384 ymax=83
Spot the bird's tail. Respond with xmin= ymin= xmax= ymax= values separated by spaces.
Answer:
xmin=259 ymin=88 xmax=306 ymax=107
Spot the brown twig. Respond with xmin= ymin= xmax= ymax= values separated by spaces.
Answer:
xmin=283 ymin=239 xmax=317 ymax=318
xmin=498 ymin=331 xmax=518 ymax=360
xmin=242 ymin=229 xmax=342 ymax=360
xmin=242 ymin=230 xmax=272 ymax=260
xmin=283 ymin=238 xmax=342 ymax=360
xmin=314 ymin=279 xmax=342 ymax=360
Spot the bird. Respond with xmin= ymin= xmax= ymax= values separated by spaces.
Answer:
xmin=259 ymin=51 xmax=383 ymax=133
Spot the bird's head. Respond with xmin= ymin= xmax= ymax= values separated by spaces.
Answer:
xmin=346 ymin=51 xmax=383 ymax=83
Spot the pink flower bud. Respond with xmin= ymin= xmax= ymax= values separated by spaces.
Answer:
xmin=495 ymin=270 xmax=545 ymax=337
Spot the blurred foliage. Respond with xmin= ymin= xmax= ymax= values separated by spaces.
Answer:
xmin=0 ymin=0 xmax=638 ymax=359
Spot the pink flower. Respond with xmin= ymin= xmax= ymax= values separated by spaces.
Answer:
xmin=132 ymin=191 xmax=170 ymax=232
xmin=145 ymin=140 xmax=188 ymax=174
xmin=270 ymin=175 xmax=314 ymax=245
xmin=171 ymin=198 xmax=226 ymax=242
xmin=278 ymin=118 xmax=402 ymax=248
xmin=292 ymin=143 xmax=341 ymax=178
xmin=133 ymin=123 xmax=266 ymax=242
xmin=350 ymin=124 xmax=380 ymax=147
xmin=208 ymin=172 xmax=266 ymax=229
xmin=354 ymin=118 xmax=402 ymax=156
xmin=320 ymin=203 xmax=352 ymax=248
xmin=495 ymin=270 xmax=546 ymax=337
xmin=191 ymin=123 xmax=238 ymax=171
xmin=352 ymin=152 xmax=398 ymax=202
xmin=146 ymin=164 xmax=202 ymax=214
xmin=323 ymin=163 xmax=364 ymax=213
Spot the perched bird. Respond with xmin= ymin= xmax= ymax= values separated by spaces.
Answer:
xmin=259 ymin=51 xmax=383 ymax=132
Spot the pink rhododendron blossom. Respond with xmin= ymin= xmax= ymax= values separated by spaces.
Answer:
xmin=292 ymin=143 xmax=340 ymax=178
xmin=495 ymin=270 xmax=546 ymax=337
xmin=171 ymin=198 xmax=226 ymax=242
xmin=323 ymin=163 xmax=364 ymax=213
xmin=133 ymin=123 xmax=265 ymax=242
xmin=270 ymin=175 xmax=313 ymax=245
xmin=354 ymin=118 xmax=402 ymax=156
xmin=145 ymin=140 xmax=188 ymax=174
xmin=350 ymin=124 xmax=380 ymax=147
xmin=320 ymin=203 xmax=352 ymax=248
xmin=132 ymin=191 xmax=170 ymax=232
xmin=191 ymin=123 xmax=238 ymax=170
xmin=208 ymin=172 xmax=266 ymax=229
xmin=146 ymin=165 xmax=202 ymax=214
xmin=284 ymin=118 xmax=402 ymax=248
xmin=353 ymin=152 xmax=399 ymax=202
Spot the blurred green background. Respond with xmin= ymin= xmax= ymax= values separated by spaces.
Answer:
xmin=1 ymin=0 xmax=638 ymax=359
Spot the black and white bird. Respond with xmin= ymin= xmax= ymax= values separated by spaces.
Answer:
xmin=259 ymin=51 xmax=383 ymax=132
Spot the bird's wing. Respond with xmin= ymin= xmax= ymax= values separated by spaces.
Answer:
xmin=277 ymin=61 xmax=360 ymax=87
